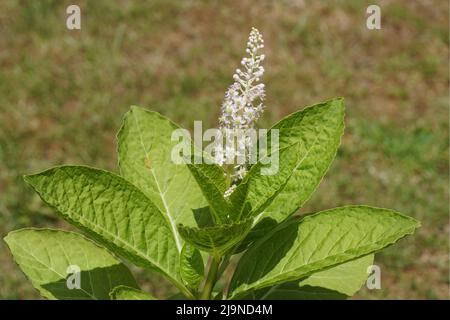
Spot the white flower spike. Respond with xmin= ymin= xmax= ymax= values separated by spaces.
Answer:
xmin=219 ymin=27 xmax=266 ymax=196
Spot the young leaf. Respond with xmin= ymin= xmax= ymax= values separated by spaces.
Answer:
xmin=110 ymin=286 xmax=156 ymax=300
xmin=186 ymin=162 xmax=231 ymax=224
xmin=117 ymin=106 xmax=209 ymax=250
xmin=180 ymin=243 xmax=205 ymax=290
xmin=229 ymin=206 xmax=420 ymax=298
xmin=4 ymin=229 xmax=137 ymax=300
xmin=23 ymin=166 xmax=186 ymax=294
xmin=228 ymin=178 xmax=251 ymax=221
xmin=234 ymin=98 xmax=345 ymax=222
xmin=177 ymin=219 xmax=253 ymax=257
xmin=235 ymin=144 xmax=304 ymax=219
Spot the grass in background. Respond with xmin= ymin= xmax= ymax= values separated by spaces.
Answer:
xmin=0 ymin=0 xmax=448 ymax=299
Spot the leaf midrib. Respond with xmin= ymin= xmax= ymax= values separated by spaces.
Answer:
xmin=131 ymin=110 xmax=182 ymax=252
xmin=252 ymin=135 xmax=320 ymax=224
xmin=9 ymin=239 xmax=98 ymax=300
xmin=76 ymin=212 xmax=180 ymax=285
xmin=25 ymin=184 xmax=184 ymax=290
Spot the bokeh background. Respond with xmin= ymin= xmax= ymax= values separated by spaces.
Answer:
xmin=0 ymin=0 xmax=448 ymax=299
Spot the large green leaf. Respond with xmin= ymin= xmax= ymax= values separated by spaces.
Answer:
xmin=234 ymin=254 xmax=373 ymax=299
xmin=178 ymin=219 xmax=253 ymax=257
xmin=110 ymin=286 xmax=156 ymax=300
xmin=186 ymin=162 xmax=231 ymax=224
xmin=241 ymin=283 xmax=346 ymax=300
xmin=229 ymin=206 xmax=420 ymax=298
xmin=24 ymin=166 xmax=187 ymax=294
xmin=180 ymin=243 xmax=204 ymax=290
xmin=234 ymin=98 xmax=345 ymax=223
xmin=4 ymin=229 xmax=137 ymax=300
xmin=298 ymin=254 xmax=374 ymax=296
xmin=117 ymin=106 xmax=208 ymax=250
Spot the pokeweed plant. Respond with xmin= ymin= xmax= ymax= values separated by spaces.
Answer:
xmin=4 ymin=28 xmax=420 ymax=300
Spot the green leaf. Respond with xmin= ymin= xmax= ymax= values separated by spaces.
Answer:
xmin=241 ymin=283 xmax=347 ymax=300
xmin=178 ymin=219 xmax=253 ymax=257
xmin=4 ymin=228 xmax=137 ymax=300
xmin=117 ymin=106 xmax=208 ymax=250
xmin=237 ymin=254 xmax=373 ymax=299
xmin=234 ymin=216 xmax=278 ymax=253
xmin=228 ymin=177 xmax=252 ymax=221
xmin=229 ymin=206 xmax=420 ymax=298
xmin=110 ymin=286 xmax=156 ymax=300
xmin=234 ymin=144 xmax=304 ymax=219
xmin=235 ymin=98 xmax=345 ymax=222
xmin=167 ymin=292 xmax=188 ymax=300
xmin=180 ymin=243 xmax=204 ymax=290
xmin=298 ymin=254 xmax=374 ymax=296
xmin=23 ymin=165 xmax=187 ymax=294
xmin=186 ymin=162 xmax=231 ymax=224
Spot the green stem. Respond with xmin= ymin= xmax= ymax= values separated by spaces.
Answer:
xmin=178 ymin=283 xmax=195 ymax=300
xmin=217 ymin=254 xmax=231 ymax=279
xmin=200 ymin=255 xmax=221 ymax=300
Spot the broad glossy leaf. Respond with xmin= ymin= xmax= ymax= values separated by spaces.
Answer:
xmin=186 ymin=162 xmax=231 ymax=224
xmin=180 ymin=243 xmax=204 ymax=289
xmin=4 ymin=229 xmax=137 ymax=300
xmin=110 ymin=286 xmax=156 ymax=300
xmin=24 ymin=166 xmax=185 ymax=292
xmin=229 ymin=206 xmax=420 ymax=298
xmin=118 ymin=106 xmax=208 ymax=250
xmin=177 ymin=219 xmax=253 ymax=257
xmin=235 ymin=98 xmax=345 ymax=222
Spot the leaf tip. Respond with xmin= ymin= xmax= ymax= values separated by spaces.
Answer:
xmin=3 ymin=228 xmax=26 ymax=247
xmin=331 ymin=97 xmax=345 ymax=111
xmin=3 ymin=232 xmax=12 ymax=246
xmin=22 ymin=173 xmax=33 ymax=184
xmin=129 ymin=105 xmax=149 ymax=114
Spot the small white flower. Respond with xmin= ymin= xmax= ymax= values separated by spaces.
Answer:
xmin=234 ymin=166 xmax=247 ymax=180
xmin=224 ymin=184 xmax=237 ymax=198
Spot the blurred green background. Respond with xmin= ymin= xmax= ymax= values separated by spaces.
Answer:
xmin=0 ymin=0 xmax=448 ymax=299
